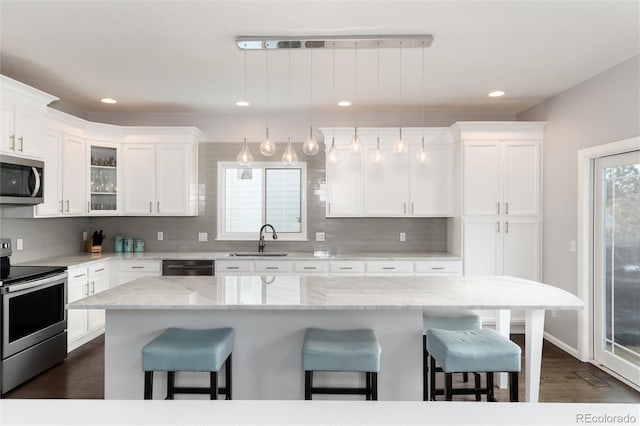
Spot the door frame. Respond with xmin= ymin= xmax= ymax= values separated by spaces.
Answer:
xmin=577 ymin=136 xmax=639 ymax=370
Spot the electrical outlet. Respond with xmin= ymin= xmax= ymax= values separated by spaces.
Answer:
xmin=157 ymin=231 xmax=164 ymax=241
xmin=82 ymin=232 xmax=87 ymax=241
xmin=400 ymin=232 xmax=406 ymax=242
xmin=315 ymin=232 xmax=325 ymax=242
xmin=198 ymin=232 xmax=208 ymax=242
xmin=551 ymin=310 xmax=557 ymax=318
xmin=16 ymin=238 xmax=23 ymax=250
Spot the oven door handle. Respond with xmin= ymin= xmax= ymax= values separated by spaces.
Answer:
xmin=4 ymin=273 xmax=67 ymax=293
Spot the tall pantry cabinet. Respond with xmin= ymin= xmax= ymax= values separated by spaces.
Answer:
xmin=452 ymin=122 xmax=544 ymax=282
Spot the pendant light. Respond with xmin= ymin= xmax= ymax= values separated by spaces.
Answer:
xmin=372 ymin=136 xmax=384 ymax=165
xmin=236 ymin=50 xmax=254 ymax=166
xmin=326 ymin=137 xmax=341 ymax=166
xmin=416 ymin=40 xmax=430 ymax=164
xmin=237 ymin=138 xmax=253 ymax=166
xmin=260 ymin=50 xmax=277 ymax=157
xmin=394 ymin=44 xmax=407 ymax=154
xmin=326 ymin=43 xmax=341 ymax=167
xmin=281 ymin=48 xmax=297 ymax=165
xmin=348 ymin=43 xmax=363 ymax=155
xmin=303 ymin=49 xmax=320 ymax=156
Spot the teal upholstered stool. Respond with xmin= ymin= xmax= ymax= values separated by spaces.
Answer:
xmin=426 ymin=328 xmax=521 ymax=402
xmin=142 ymin=327 xmax=235 ymax=400
xmin=302 ymin=328 xmax=381 ymax=400
xmin=422 ymin=310 xmax=482 ymax=401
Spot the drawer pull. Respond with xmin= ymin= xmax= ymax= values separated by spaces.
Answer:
xmin=382 ymin=267 xmax=396 ymax=270
xmin=303 ymin=266 xmax=317 ymax=270
xmin=265 ymin=267 xmax=279 ymax=270
xmin=339 ymin=267 xmax=353 ymax=270
xmin=226 ymin=266 xmax=240 ymax=270
xmin=431 ymin=267 xmax=445 ymax=270
xmin=73 ymin=273 xmax=87 ymax=278
xmin=94 ymin=268 xmax=105 ymax=273
xmin=131 ymin=266 xmax=145 ymax=269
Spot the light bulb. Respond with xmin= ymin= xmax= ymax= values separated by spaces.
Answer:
xmin=236 ymin=138 xmax=253 ymax=166
xmin=349 ymin=127 xmax=363 ymax=154
xmin=326 ymin=137 xmax=341 ymax=166
xmin=416 ymin=138 xmax=431 ymax=163
xmin=394 ymin=128 xmax=407 ymax=153
xmin=303 ymin=126 xmax=319 ymax=155
xmin=372 ymin=138 xmax=384 ymax=165
xmin=281 ymin=138 xmax=298 ymax=166
xmin=259 ymin=127 xmax=276 ymax=156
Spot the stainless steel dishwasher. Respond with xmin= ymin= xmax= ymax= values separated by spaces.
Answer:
xmin=162 ymin=259 xmax=215 ymax=276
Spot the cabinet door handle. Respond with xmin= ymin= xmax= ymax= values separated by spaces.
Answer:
xmin=149 ymin=202 xmax=153 ymax=213
xmin=65 ymin=200 xmax=70 ymax=212
xmin=328 ymin=202 xmax=331 ymax=215
xmin=157 ymin=201 xmax=160 ymax=213
xmin=496 ymin=221 xmax=500 ymax=233
xmin=9 ymin=135 xmax=15 ymax=150
xmin=91 ymin=281 xmax=95 ymax=294
xmin=84 ymin=283 xmax=89 ymax=297
xmin=411 ymin=202 xmax=414 ymax=214
xmin=382 ymin=267 xmax=396 ymax=270
xmin=496 ymin=203 xmax=500 ymax=214
xmin=59 ymin=200 xmax=64 ymax=213
xmin=505 ymin=202 xmax=509 ymax=215
xmin=403 ymin=202 xmax=407 ymax=215
xmin=87 ymin=201 xmax=91 ymax=213
xmin=18 ymin=136 xmax=24 ymax=152
xmin=505 ymin=221 xmax=509 ymax=234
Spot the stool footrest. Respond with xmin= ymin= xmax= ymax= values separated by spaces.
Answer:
xmin=170 ymin=386 xmax=230 ymax=396
xmin=309 ymin=387 xmax=370 ymax=395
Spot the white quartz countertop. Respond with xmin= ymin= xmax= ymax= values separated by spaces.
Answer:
xmin=21 ymin=251 xmax=461 ymax=267
xmin=69 ymin=275 xmax=584 ymax=311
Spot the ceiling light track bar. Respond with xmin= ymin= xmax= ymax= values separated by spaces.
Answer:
xmin=236 ymin=35 xmax=433 ymax=50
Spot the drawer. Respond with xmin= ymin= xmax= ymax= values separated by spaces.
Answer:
xmin=329 ymin=261 xmax=365 ymax=274
xmin=293 ymin=261 xmax=329 ymax=273
xmin=254 ymin=261 xmax=292 ymax=273
xmin=365 ymin=261 xmax=413 ymax=274
xmin=116 ymin=260 xmax=161 ymax=273
xmin=89 ymin=263 xmax=108 ymax=276
xmin=216 ymin=261 xmax=253 ymax=273
xmin=67 ymin=265 xmax=89 ymax=283
xmin=414 ymin=260 xmax=462 ymax=274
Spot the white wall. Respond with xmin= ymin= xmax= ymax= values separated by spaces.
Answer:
xmin=517 ymin=54 xmax=640 ymax=349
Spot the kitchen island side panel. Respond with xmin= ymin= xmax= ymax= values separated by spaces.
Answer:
xmin=105 ymin=309 xmax=422 ymax=401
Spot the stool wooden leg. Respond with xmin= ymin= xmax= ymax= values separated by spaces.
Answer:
xmin=463 ymin=372 xmax=469 ymax=383
xmin=445 ymin=373 xmax=453 ymax=401
xmin=371 ymin=372 xmax=378 ymax=401
xmin=423 ymin=336 xmax=428 ymax=401
xmin=486 ymin=373 xmax=496 ymax=402
xmin=304 ymin=371 xmax=312 ymax=400
xmin=144 ymin=371 xmax=153 ymax=400
xmin=365 ymin=372 xmax=371 ymax=400
xmin=509 ymin=372 xmax=519 ymax=402
xmin=225 ymin=353 xmax=233 ymax=400
xmin=474 ymin=373 xmax=482 ymax=401
xmin=210 ymin=372 xmax=218 ymax=400
xmin=430 ymin=355 xmax=437 ymax=401
xmin=166 ymin=371 xmax=175 ymax=400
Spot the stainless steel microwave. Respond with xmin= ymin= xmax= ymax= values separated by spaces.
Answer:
xmin=0 ymin=155 xmax=44 ymax=204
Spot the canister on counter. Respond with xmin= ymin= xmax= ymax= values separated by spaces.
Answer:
xmin=123 ymin=237 xmax=134 ymax=253
xmin=114 ymin=236 xmax=124 ymax=253
xmin=133 ymin=239 xmax=144 ymax=253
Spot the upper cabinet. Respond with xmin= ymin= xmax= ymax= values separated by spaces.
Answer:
xmin=322 ymin=127 xmax=455 ymax=218
xmin=122 ymin=128 xmax=201 ymax=216
xmin=0 ymin=75 xmax=58 ymax=159
xmin=87 ymin=140 xmax=120 ymax=215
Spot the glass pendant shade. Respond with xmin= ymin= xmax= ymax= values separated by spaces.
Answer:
xmin=259 ymin=127 xmax=277 ymax=156
xmin=236 ymin=138 xmax=253 ymax=166
xmin=416 ymin=137 xmax=431 ymax=163
xmin=348 ymin=127 xmax=363 ymax=154
xmin=302 ymin=126 xmax=320 ymax=156
xmin=394 ymin=128 xmax=407 ymax=153
xmin=326 ymin=137 xmax=341 ymax=166
xmin=372 ymin=137 xmax=384 ymax=165
xmin=281 ymin=138 xmax=298 ymax=166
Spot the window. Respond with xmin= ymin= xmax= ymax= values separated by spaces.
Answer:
xmin=217 ymin=161 xmax=307 ymax=240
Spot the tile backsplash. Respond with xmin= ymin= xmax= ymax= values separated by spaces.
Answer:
xmin=1 ymin=142 xmax=448 ymax=263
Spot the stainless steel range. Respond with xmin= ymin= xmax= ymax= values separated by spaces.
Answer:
xmin=0 ymin=238 xmax=67 ymax=396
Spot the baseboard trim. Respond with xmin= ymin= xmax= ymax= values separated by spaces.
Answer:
xmin=68 ymin=328 xmax=104 ymax=353
xmin=543 ymin=332 xmax=581 ymax=359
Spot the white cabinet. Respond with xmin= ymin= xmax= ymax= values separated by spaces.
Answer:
xmin=87 ymin=141 xmax=120 ymax=214
xmin=409 ymin=143 xmax=455 ymax=216
xmin=326 ymin=144 xmax=362 ymax=217
xmin=114 ymin=259 xmax=161 ymax=286
xmin=413 ymin=260 xmax=463 ymax=275
xmin=122 ymin=142 xmax=198 ymax=216
xmin=365 ymin=261 xmax=413 ymax=275
xmin=62 ymin=134 xmax=86 ymax=215
xmin=363 ymin=145 xmax=409 ymax=216
xmin=254 ymin=261 xmax=292 ymax=273
xmin=329 ymin=261 xmax=365 ymax=275
xmin=216 ymin=260 xmax=253 ymax=274
xmin=463 ymin=140 xmax=541 ymax=217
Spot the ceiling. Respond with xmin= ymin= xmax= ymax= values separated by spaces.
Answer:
xmin=0 ymin=1 xmax=638 ymax=117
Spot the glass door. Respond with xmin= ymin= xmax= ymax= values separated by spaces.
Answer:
xmin=593 ymin=150 xmax=640 ymax=386
xmin=89 ymin=145 xmax=118 ymax=213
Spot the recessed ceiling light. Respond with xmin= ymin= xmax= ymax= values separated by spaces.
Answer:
xmin=337 ymin=100 xmax=352 ymax=107
xmin=488 ymin=90 xmax=506 ymax=98
xmin=100 ymin=98 xmax=117 ymax=104
xmin=235 ymin=100 xmax=250 ymax=107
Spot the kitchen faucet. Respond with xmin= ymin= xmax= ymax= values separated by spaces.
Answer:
xmin=258 ymin=224 xmax=278 ymax=253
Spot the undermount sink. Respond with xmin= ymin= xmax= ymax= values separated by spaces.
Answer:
xmin=229 ymin=252 xmax=288 ymax=257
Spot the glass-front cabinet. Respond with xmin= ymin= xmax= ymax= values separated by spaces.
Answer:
xmin=87 ymin=142 xmax=119 ymax=214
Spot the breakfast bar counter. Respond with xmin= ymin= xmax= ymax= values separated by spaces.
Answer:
xmin=70 ymin=275 xmax=583 ymax=402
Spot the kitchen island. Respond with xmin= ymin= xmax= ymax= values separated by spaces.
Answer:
xmin=69 ymin=275 xmax=583 ymax=402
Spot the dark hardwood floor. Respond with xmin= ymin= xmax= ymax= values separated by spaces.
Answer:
xmin=4 ymin=334 xmax=639 ymax=402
